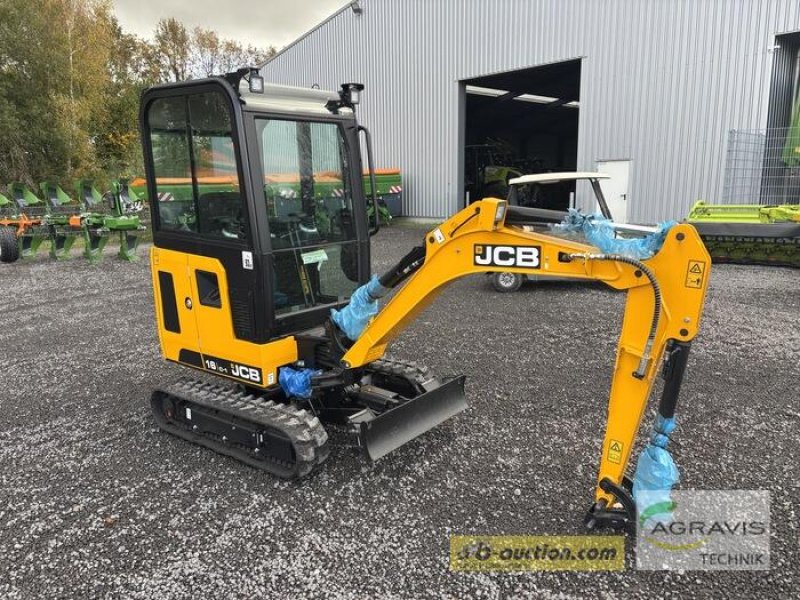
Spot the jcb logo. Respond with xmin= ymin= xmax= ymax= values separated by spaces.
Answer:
xmin=231 ymin=363 xmax=262 ymax=384
xmin=474 ymin=245 xmax=541 ymax=269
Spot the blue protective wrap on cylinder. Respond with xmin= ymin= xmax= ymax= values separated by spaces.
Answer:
xmin=330 ymin=274 xmax=390 ymax=341
xmin=278 ymin=366 xmax=321 ymax=399
xmin=552 ymin=209 xmax=676 ymax=259
xmin=633 ymin=415 xmax=680 ymax=521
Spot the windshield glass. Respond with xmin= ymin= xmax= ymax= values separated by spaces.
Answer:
xmin=255 ymin=118 xmax=360 ymax=316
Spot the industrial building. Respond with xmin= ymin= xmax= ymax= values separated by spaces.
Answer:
xmin=262 ymin=0 xmax=800 ymax=221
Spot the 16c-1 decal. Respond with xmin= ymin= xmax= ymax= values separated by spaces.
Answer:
xmin=203 ymin=354 xmax=263 ymax=385
xmin=474 ymin=244 xmax=541 ymax=269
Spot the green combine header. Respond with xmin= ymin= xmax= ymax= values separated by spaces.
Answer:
xmin=687 ymin=201 xmax=800 ymax=267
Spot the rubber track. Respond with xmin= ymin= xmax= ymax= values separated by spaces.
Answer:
xmin=152 ymin=378 xmax=329 ymax=479
xmin=369 ymin=356 xmax=434 ymax=392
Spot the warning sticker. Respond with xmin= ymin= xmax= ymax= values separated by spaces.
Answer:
xmin=608 ymin=440 xmax=623 ymax=464
xmin=685 ymin=260 xmax=707 ymax=289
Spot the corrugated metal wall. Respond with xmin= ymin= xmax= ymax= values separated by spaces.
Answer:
xmin=263 ymin=0 xmax=800 ymax=221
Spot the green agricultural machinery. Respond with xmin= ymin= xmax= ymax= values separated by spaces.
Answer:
xmin=130 ymin=168 xmax=402 ymax=231
xmin=75 ymin=179 xmax=146 ymax=262
xmin=0 ymin=189 xmax=29 ymax=263
xmin=4 ymin=183 xmax=51 ymax=259
xmin=363 ymin=168 xmax=402 ymax=221
xmin=0 ymin=180 xmax=147 ymax=264
xmin=687 ymin=201 xmax=800 ymax=267
xmin=40 ymin=181 xmax=85 ymax=259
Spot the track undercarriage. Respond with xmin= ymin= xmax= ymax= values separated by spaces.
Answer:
xmin=151 ymin=357 xmax=467 ymax=478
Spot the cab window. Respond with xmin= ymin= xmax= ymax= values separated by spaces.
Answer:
xmin=256 ymin=118 xmax=360 ymax=315
xmin=147 ymin=91 xmax=245 ymax=239
xmin=147 ymin=96 xmax=196 ymax=232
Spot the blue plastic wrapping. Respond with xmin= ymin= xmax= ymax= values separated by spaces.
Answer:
xmin=278 ymin=366 xmax=321 ymax=399
xmin=552 ymin=208 xmax=676 ymax=259
xmin=331 ymin=274 xmax=390 ymax=341
xmin=633 ymin=415 xmax=680 ymax=522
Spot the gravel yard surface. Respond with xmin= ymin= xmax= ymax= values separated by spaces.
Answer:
xmin=1 ymin=226 xmax=797 ymax=599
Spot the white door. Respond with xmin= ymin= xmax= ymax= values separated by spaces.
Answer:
xmin=595 ymin=160 xmax=630 ymax=222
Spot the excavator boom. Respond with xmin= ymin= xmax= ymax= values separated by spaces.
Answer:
xmin=338 ymin=198 xmax=710 ymax=528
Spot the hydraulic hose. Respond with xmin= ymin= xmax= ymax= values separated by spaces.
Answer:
xmin=379 ymin=244 xmax=426 ymax=289
xmin=568 ymin=253 xmax=662 ymax=379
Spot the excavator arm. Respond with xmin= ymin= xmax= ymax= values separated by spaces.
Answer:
xmin=340 ymin=198 xmax=710 ymax=528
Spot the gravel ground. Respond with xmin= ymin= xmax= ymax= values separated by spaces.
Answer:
xmin=1 ymin=227 xmax=798 ymax=599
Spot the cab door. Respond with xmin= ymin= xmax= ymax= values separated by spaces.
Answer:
xmin=250 ymin=115 xmax=370 ymax=338
xmin=143 ymin=82 xmax=270 ymax=369
xmin=150 ymin=246 xmax=200 ymax=365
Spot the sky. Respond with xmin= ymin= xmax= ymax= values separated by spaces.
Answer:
xmin=113 ymin=0 xmax=347 ymax=50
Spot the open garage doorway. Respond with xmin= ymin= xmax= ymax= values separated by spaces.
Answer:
xmin=461 ymin=59 xmax=581 ymax=210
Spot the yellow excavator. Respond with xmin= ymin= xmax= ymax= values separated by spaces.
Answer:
xmin=139 ymin=68 xmax=710 ymax=530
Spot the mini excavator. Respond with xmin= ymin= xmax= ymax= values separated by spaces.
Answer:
xmin=139 ymin=69 xmax=710 ymax=530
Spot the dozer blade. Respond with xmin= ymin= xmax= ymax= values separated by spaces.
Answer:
xmin=352 ymin=375 xmax=467 ymax=461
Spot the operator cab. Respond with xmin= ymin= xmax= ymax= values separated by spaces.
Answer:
xmin=140 ymin=69 xmax=376 ymax=343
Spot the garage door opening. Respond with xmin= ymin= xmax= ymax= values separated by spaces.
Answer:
xmin=461 ymin=59 xmax=581 ymax=210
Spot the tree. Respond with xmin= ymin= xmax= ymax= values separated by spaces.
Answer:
xmin=154 ymin=18 xmax=191 ymax=82
xmin=193 ymin=27 xmax=221 ymax=77
xmin=0 ymin=0 xmax=57 ymax=183
xmin=96 ymin=19 xmax=155 ymax=178
xmin=0 ymin=3 xmax=278 ymax=187
xmin=108 ymin=20 xmax=157 ymax=86
xmin=0 ymin=0 xmax=112 ymax=184
xmin=193 ymin=27 xmax=276 ymax=78
xmin=51 ymin=0 xmax=114 ymax=178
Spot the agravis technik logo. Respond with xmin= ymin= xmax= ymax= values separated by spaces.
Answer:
xmin=639 ymin=500 xmax=707 ymax=551
xmin=636 ymin=491 xmax=770 ymax=571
